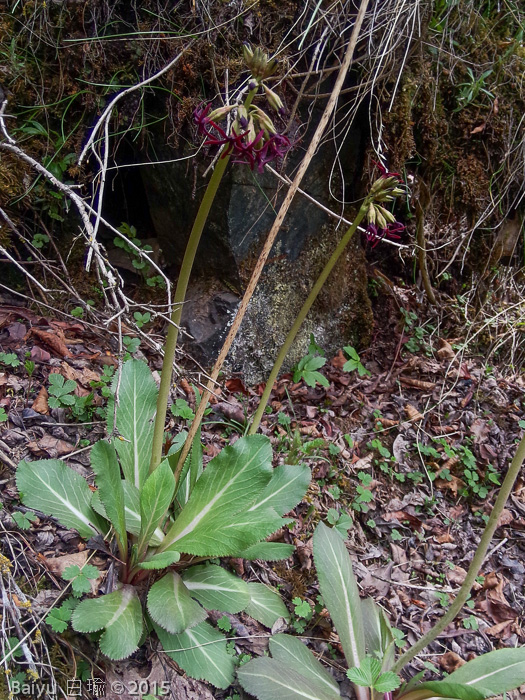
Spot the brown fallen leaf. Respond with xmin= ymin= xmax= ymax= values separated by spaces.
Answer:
xmin=179 ymin=378 xmax=194 ymax=396
xmin=405 ymin=404 xmax=424 ymax=422
xmin=225 ymin=377 xmax=250 ymax=396
xmin=32 ymin=385 xmax=49 ymax=414
xmin=31 ymin=329 xmax=72 ymax=358
xmin=61 ymin=362 xmax=100 ymax=388
xmin=439 ymin=650 xmax=466 ymax=673
xmin=330 ymin=349 xmax=347 ymax=369
xmin=435 ymin=473 xmax=464 ymax=496
xmin=437 ymin=339 xmax=455 ymax=360
xmin=30 ymin=345 xmax=51 ymax=363
xmin=27 ymin=434 xmax=75 ymax=458
xmin=435 ymin=531 xmax=454 ymax=544
xmin=400 ymin=376 xmax=436 ymax=390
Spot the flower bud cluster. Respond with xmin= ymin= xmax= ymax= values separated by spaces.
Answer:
xmin=364 ymin=162 xmax=406 ymax=248
xmin=243 ymin=44 xmax=278 ymax=83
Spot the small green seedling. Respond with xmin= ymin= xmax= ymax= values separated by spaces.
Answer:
xmin=134 ymin=311 xmax=151 ymax=328
xmin=342 ymin=346 xmax=370 ymax=377
xmin=62 ymin=564 xmax=99 ymax=597
xmin=48 ymin=374 xmax=77 ymax=408
xmin=171 ymin=398 xmax=195 ymax=421
xmin=293 ymin=354 xmax=329 ymax=388
xmin=12 ymin=511 xmax=37 ymax=530
xmin=0 ymin=352 xmax=20 ymax=368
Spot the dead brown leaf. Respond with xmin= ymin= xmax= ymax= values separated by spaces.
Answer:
xmin=330 ymin=349 xmax=347 ymax=369
xmin=27 ymin=434 xmax=75 ymax=457
xmin=400 ymin=376 xmax=436 ymax=391
xmin=437 ymin=339 xmax=455 ymax=360
xmin=439 ymin=651 xmax=466 ymax=673
xmin=32 ymin=386 xmax=49 ymax=414
xmin=31 ymin=345 xmax=51 ymax=362
xmin=405 ymin=404 xmax=424 ymax=422
xmin=31 ymin=329 xmax=72 ymax=358
xmin=225 ymin=377 xmax=250 ymax=395
xmin=179 ymin=377 xmax=194 ymax=396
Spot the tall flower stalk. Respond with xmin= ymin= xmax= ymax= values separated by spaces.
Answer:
xmin=249 ymin=168 xmax=405 ymax=434
xmin=150 ymin=50 xmax=290 ymax=473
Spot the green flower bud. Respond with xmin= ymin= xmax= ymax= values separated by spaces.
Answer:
xmin=376 ymin=206 xmax=396 ymax=224
xmin=263 ymin=84 xmax=285 ymax=114
xmin=243 ymin=43 xmax=254 ymax=65
xmin=376 ymin=211 xmax=387 ymax=229
xmin=251 ymin=105 xmax=277 ymax=135
xmin=367 ymin=203 xmax=377 ymax=225
xmin=207 ymin=105 xmax=235 ymax=122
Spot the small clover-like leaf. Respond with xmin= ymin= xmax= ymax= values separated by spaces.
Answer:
xmin=63 ymin=564 xmax=99 ymax=596
xmin=12 ymin=511 xmax=36 ymax=530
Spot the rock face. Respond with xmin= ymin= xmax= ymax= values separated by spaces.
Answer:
xmin=142 ymin=109 xmax=373 ymax=382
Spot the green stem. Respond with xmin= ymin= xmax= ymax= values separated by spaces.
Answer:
xmin=393 ymin=431 xmax=525 ymax=674
xmin=149 ymin=90 xmax=257 ymax=473
xmin=248 ymin=201 xmax=369 ymax=435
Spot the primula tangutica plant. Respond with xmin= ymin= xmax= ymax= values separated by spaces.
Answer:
xmin=149 ymin=44 xmax=291 ymax=473
xmin=14 ymin=46 xmax=306 ymax=688
xmin=238 ymin=432 xmax=525 ymax=700
xmin=17 ymin=359 xmax=310 ymax=686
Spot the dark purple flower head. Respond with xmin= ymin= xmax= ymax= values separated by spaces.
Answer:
xmin=194 ymin=103 xmax=212 ymax=134
xmin=194 ymin=101 xmax=292 ymax=171
xmin=364 ymin=221 xmax=404 ymax=248
xmin=372 ymin=159 xmax=401 ymax=180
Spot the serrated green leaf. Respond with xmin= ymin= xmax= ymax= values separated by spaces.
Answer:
xmin=154 ymin=620 xmax=234 ymax=689
xmin=304 ymin=356 xmax=326 ymax=371
xmin=107 ymin=360 xmax=158 ymax=489
xmin=374 ymin=672 xmax=401 ymax=693
xmin=90 ymin=440 xmax=127 ymax=550
xmin=446 ymin=647 xmax=525 ymax=696
xmin=159 ymin=435 xmax=273 ymax=553
xmin=17 ymin=459 xmax=107 ymax=538
xmin=137 ymin=460 xmax=175 ymax=556
xmin=147 ymin=572 xmax=206 ymax=634
xmin=347 ymin=657 xmax=381 ymax=687
xmin=269 ymin=634 xmax=340 ymax=695
xmin=137 ymin=551 xmax=180 ymax=570
xmin=248 ymin=463 xmax=310 ymax=516
xmin=182 ymin=564 xmax=250 ymax=613
xmin=333 ymin=512 xmax=353 ymax=538
xmin=343 ymin=346 xmax=359 ymax=361
xmin=245 ymin=583 xmax=289 ymax=627
xmin=313 ymin=522 xmax=365 ymax=670
xmin=302 ymin=370 xmax=329 ymax=388
xmin=239 ymin=542 xmax=295 ymax=561
xmin=72 ymin=586 xmax=143 ymax=660
xmin=238 ymin=657 xmax=340 ymax=700
xmin=172 ymin=507 xmax=285 ymax=557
